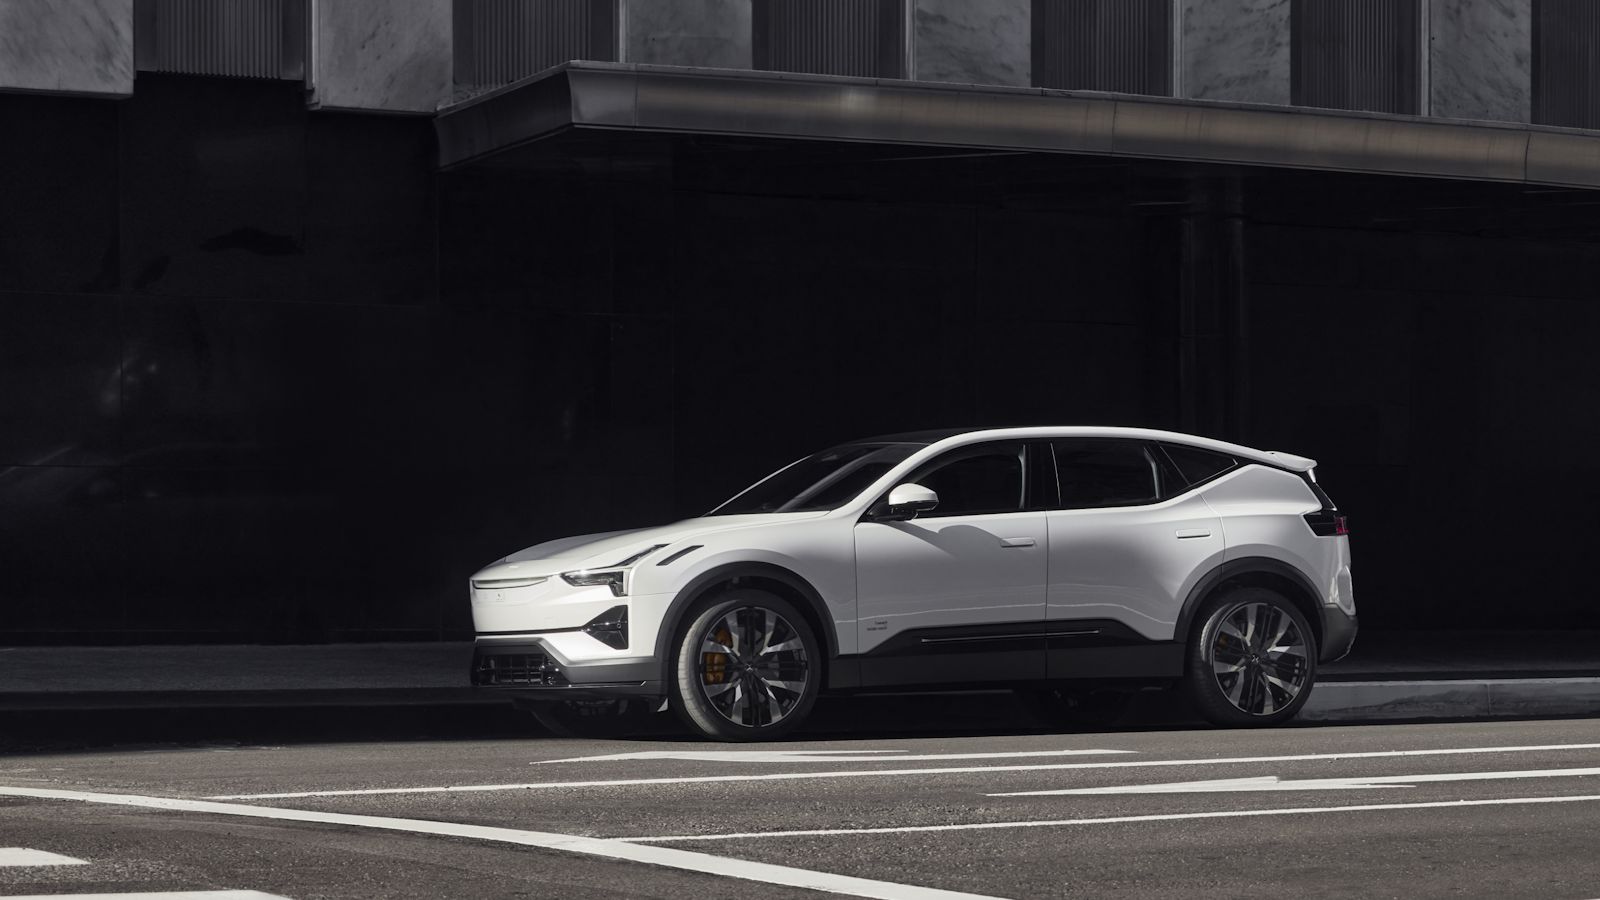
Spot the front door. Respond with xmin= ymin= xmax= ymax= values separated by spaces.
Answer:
xmin=854 ymin=441 xmax=1049 ymax=686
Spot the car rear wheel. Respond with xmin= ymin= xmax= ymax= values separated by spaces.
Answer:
xmin=671 ymin=589 xmax=821 ymax=741
xmin=1184 ymin=586 xmax=1318 ymax=727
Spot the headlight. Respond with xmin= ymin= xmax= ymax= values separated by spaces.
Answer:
xmin=560 ymin=544 xmax=667 ymax=597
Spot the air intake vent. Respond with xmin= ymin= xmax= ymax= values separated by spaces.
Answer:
xmin=1031 ymin=0 xmax=1173 ymax=95
xmin=1291 ymin=0 xmax=1421 ymax=114
xmin=752 ymin=0 xmax=907 ymax=79
xmin=134 ymin=0 xmax=306 ymax=80
xmin=453 ymin=0 xmax=619 ymax=87
xmin=1533 ymin=0 xmax=1600 ymax=129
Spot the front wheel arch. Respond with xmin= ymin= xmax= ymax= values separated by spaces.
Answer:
xmin=654 ymin=562 xmax=837 ymax=683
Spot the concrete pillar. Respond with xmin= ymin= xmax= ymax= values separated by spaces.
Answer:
xmin=912 ymin=0 xmax=1030 ymax=87
xmin=310 ymin=0 xmax=453 ymax=114
xmin=0 ymin=0 xmax=133 ymax=97
xmin=1429 ymin=0 xmax=1530 ymax=122
xmin=1181 ymin=0 xmax=1290 ymax=105
xmin=624 ymin=0 xmax=752 ymax=69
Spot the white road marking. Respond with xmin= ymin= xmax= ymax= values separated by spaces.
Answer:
xmin=992 ymin=766 xmax=1600 ymax=796
xmin=536 ymin=749 xmax=1133 ymax=765
xmin=0 ymin=847 xmax=89 ymax=866
xmin=0 ymin=785 xmax=1002 ymax=900
xmin=0 ymin=893 xmax=288 ymax=899
xmin=208 ymin=742 xmax=1600 ymax=800
xmin=621 ymin=793 xmax=1600 ymax=843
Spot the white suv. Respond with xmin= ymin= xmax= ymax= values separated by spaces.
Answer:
xmin=469 ymin=427 xmax=1356 ymax=740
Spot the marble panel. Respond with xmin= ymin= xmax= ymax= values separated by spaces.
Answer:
xmin=312 ymin=0 xmax=452 ymax=113
xmin=1182 ymin=0 xmax=1290 ymax=105
xmin=626 ymin=0 xmax=752 ymax=69
xmin=0 ymin=0 xmax=132 ymax=96
xmin=913 ymin=0 xmax=1029 ymax=87
xmin=1429 ymin=0 xmax=1530 ymax=123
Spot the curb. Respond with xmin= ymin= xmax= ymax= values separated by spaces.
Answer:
xmin=1298 ymin=677 xmax=1600 ymax=722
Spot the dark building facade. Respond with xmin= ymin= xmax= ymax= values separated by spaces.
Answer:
xmin=4 ymin=0 xmax=1600 ymax=644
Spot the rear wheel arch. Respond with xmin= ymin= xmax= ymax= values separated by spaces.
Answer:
xmin=1176 ymin=558 xmax=1324 ymax=654
xmin=654 ymin=562 xmax=837 ymax=683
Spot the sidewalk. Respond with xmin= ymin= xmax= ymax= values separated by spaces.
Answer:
xmin=1 ymin=632 xmax=1597 ymax=721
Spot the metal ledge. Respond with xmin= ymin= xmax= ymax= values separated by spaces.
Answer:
xmin=435 ymin=61 xmax=1600 ymax=189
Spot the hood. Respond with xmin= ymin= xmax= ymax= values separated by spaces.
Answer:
xmin=496 ymin=513 xmax=827 ymax=573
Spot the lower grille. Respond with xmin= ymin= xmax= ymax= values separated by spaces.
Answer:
xmin=472 ymin=650 xmax=569 ymax=687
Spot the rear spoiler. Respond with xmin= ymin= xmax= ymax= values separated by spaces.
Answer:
xmin=1261 ymin=450 xmax=1317 ymax=473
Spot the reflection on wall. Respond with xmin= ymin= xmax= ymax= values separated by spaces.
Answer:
xmin=914 ymin=0 xmax=1029 ymax=87
xmin=1182 ymin=0 xmax=1289 ymax=104
xmin=1429 ymin=0 xmax=1530 ymax=122
xmin=312 ymin=0 xmax=452 ymax=113
xmin=626 ymin=0 xmax=752 ymax=68
xmin=0 ymin=0 xmax=133 ymax=96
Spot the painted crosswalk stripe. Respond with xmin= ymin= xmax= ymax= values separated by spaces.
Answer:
xmin=0 ymin=785 xmax=1001 ymax=900
xmin=0 ymin=847 xmax=88 ymax=866
xmin=0 ymin=893 xmax=288 ymax=899
xmin=208 ymin=741 xmax=1600 ymax=800
xmin=0 ymin=883 xmax=288 ymax=890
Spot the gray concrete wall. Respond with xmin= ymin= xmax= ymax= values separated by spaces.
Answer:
xmin=1181 ymin=0 xmax=1289 ymax=105
xmin=913 ymin=0 xmax=1030 ymax=87
xmin=311 ymin=0 xmax=453 ymax=113
xmin=1429 ymin=0 xmax=1530 ymax=123
xmin=625 ymin=0 xmax=753 ymax=69
xmin=0 ymin=0 xmax=132 ymax=96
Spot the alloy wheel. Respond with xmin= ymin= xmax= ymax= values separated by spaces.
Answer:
xmin=1210 ymin=601 xmax=1310 ymax=716
xmin=697 ymin=605 xmax=812 ymax=728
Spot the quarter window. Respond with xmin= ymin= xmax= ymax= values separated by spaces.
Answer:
xmin=1162 ymin=444 xmax=1237 ymax=487
xmin=1053 ymin=440 xmax=1159 ymax=508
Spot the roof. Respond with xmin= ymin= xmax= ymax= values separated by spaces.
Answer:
xmin=435 ymin=62 xmax=1600 ymax=190
xmin=851 ymin=425 xmax=1317 ymax=472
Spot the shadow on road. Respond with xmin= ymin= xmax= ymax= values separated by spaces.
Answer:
xmin=0 ymin=689 xmax=1210 ymax=754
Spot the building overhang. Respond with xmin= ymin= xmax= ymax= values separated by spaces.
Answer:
xmin=435 ymin=61 xmax=1600 ymax=189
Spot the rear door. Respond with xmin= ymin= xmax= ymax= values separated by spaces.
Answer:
xmin=1044 ymin=440 xmax=1225 ymax=677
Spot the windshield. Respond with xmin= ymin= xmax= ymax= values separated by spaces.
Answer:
xmin=708 ymin=442 xmax=922 ymax=515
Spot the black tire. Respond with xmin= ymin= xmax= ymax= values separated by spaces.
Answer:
xmin=1184 ymin=586 xmax=1318 ymax=727
xmin=1017 ymin=687 xmax=1136 ymax=731
xmin=670 ymin=589 xmax=822 ymax=742
xmin=524 ymin=697 xmax=657 ymax=739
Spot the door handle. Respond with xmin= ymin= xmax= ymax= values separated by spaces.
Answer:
xmin=999 ymin=537 xmax=1036 ymax=548
xmin=1175 ymin=528 xmax=1212 ymax=540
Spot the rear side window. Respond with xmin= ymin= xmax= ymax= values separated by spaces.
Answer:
xmin=1053 ymin=440 xmax=1159 ymax=508
xmin=1162 ymin=444 xmax=1237 ymax=487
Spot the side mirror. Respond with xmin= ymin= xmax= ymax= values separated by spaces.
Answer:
xmin=877 ymin=483 xmax=939 ymax=521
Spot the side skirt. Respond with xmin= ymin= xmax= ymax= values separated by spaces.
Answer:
xmin=828 ymin=620 xmax=1184 ymax=691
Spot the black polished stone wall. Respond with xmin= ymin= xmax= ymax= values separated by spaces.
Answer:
xmin=6 ymin=77 xmax=1600 ymax=643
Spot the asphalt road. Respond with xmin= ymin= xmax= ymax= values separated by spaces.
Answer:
xmin=2 ymin=708 xmax=1600 ymax=899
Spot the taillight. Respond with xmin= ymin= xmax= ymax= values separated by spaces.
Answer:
xmin=1304 ymin=512 xmax=1349 ymax=537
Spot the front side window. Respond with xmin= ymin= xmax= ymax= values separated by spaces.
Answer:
xmin=711 ymin=442 xmax=921 ymax=515
xmin=1053 ymin=440 xmax=1159 ymax=508
xmin=902 ymin=442 xmax=1026 ymax=517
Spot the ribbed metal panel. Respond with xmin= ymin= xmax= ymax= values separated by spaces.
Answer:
xmin=752 ymin=0 xmax=906 ymax=79
xmin=1533 ymin=0 xmax=1600 ymax=129
xmin=454 ymin=0 xmax=618 ymax=86
xmin=1030 ymin=0 xmax=1172 ymax=95
xmin=134 ymin=0 xmax=305 ymax=80
xmin=1291 ymin=0 xmax=1420 ymax=114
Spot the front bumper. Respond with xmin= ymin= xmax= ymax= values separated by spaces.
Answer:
xmin=470 ymin=638 xmax=663 ymax=699
xmin=1319 ymin=606 xmax=1359 ymax=663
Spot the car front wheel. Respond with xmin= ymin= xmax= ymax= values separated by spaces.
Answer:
xmin=671 ymin=589 xmax=821 ymax=741
xmin=1184 ymin=586 xmax=1318 ymax=727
